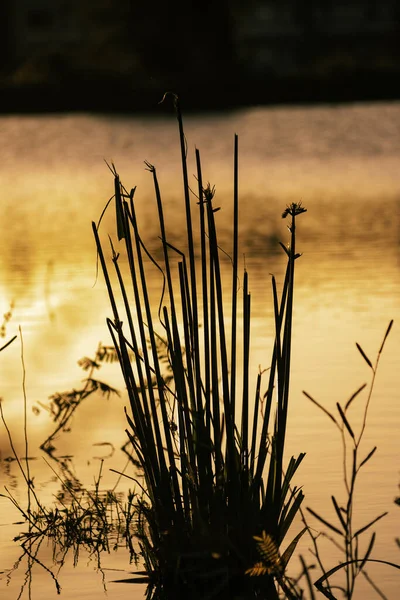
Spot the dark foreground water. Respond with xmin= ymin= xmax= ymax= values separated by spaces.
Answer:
xmin=0 ymin=102 xmax=399 ymax=599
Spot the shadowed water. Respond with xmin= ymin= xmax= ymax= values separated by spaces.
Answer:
xmin=0 ymin=102 xmax=399 ymax=599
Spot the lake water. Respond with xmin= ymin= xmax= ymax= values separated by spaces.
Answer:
xmin=0 ymin=102 xmax=399 ymax=599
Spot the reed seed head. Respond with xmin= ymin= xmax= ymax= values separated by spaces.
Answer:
xmin=282 ymin=202 xmax=307 ymax=219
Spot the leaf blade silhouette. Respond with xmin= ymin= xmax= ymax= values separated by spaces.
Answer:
xmin=359 ymin=446 xmax=377 ymax=469
xmin=307 ymin=507 xmax=343 ymax=536
xmin=344 ymin=383 xmax=367 ymax=412
xmin=355 ymin=343 xmax=373 ymax=370
xmin=337 ymin=403 xmax=355 ymax=439
xmin=303 ymin=391 xmax=338 ymax=427
xmin=354 ymin=512 xmax=388 ymax=537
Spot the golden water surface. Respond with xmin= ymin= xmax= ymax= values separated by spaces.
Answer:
xmin=0 ymin=102 xmax=399 ymax=599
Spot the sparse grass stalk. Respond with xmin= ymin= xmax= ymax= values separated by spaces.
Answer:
xmin=303 ymin=320 xmax=396 ymax=599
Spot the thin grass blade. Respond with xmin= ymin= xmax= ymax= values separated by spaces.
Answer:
xmin=344 ymin=383 xmax=367 ymax=412
xmin=355 ymin=342 xmax=373 ymax=370
xmin=358 ymin=532 xmax=376 ymax=572
xmin=303 ymin=391 xmax=338 ymax=427
xmin=378 ymin=319 xmax=393 ymax=355
xmin=354 ymin=512 xmax=388 ymax=537
xmin=306 ymin=507 xmax=343 ymax=536
xmin=358 ymin=446 xmax=377 ymax=469
xmin=0 ymin=335 xmax=17 ymax=353
xmin=336 ymin=403 xmax=355 ymax=439
xmin=331 ymin=496 xmax=347 ymax=532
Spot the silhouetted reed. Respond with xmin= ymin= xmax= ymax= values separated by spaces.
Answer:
xmin=93 ymin=95 xmax=307 ymax=599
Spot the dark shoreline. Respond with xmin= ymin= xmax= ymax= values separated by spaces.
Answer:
xmin=1 ymin=71 xmax=399 ymax=115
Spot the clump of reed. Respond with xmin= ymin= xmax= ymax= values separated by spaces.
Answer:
xmin=93 ymin=95 xmax=308 ymax=599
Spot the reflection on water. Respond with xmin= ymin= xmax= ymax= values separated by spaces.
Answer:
xmin=0 ymin=443 xmax=141 ymax=599
xmin=1 ymin=102 xmax=400 ymax=598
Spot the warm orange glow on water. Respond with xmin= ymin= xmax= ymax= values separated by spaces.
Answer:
xmin=1 ymin=103 xmax=400 ymax=598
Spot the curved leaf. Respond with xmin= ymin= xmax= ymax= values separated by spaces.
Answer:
xmin=314 ymin=558 xmax=400 ymax=598
xmin=358 ymin=531 xmax=376 ymax=572
xmin=358 ymin=446 xmax=377 ymax=469
xmin=280 ymin=527 xmax=307 ymax=569
xmin=344 ymin=383 xmax=367 ymax=411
